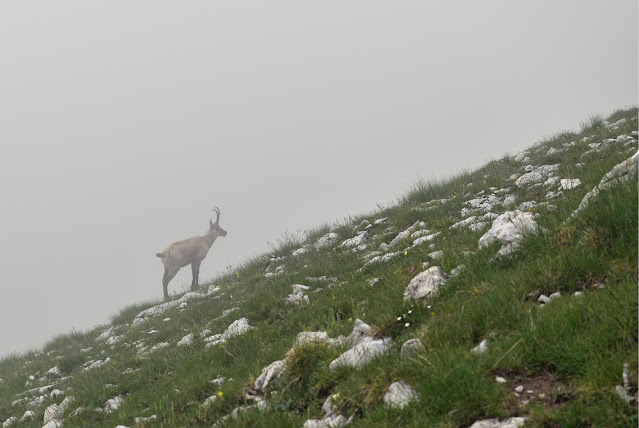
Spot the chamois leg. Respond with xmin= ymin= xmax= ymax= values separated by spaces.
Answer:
xmin=162 ymin=266 xmax=180 ymax=300
xmin=191 ymin=260 xmax=202 ymax=291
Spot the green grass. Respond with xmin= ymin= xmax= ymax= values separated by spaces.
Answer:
xmin=1 ymin=107 xmax=637 ymax=427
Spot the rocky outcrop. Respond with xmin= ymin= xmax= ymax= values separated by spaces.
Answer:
xmin=478 ymin=210 xmax=538 ymax=256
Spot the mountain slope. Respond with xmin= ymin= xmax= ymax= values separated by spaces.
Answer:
xmin=1 ymin=107 xmax=637 ymax=428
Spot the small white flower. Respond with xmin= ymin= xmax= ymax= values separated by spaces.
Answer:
xmin=397 ymin=316 xmax=402 ymax=321
xmin=404 ymin=323 xmax=410 ymax=327
xmin=408 ymin=310 xmax=412 ymax=314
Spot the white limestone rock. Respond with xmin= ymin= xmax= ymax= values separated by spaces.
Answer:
xmin=135 ymin=415 xmax=158 ymax=424
xmin=44 ymin=404 xmax=63 ymax=424
xmin=177 ymin=333 xmax=194 ymax=347
xmin=451 ymin=216 xmax=477 ymax=229
xmin=105 ymin=395 xmax=124 ymax=412
xmin=468 ymin=417 xmax=527 ymax=428
xmin=559 ymin=178 xmax=581 ymax=190
xmin=465 ymin=195 xmax=502 ymax=213
xmin=471 ymin=339 xmax=489 ymax=355
xmin=569 ymin=151 xmax=638 ymax=220
xmin=383 ymin=381 xmax=420 ymax=409
xmin=207 ymin=318 xmax=254 ymax=347
xmin=253 ymin=360 xmax=286 ymax=392
xmin=412 ymin=232 xmax=440 ymax=247
xmin=403 ymin=266 xmax=448 ymax=301
xmin=340 ymin=231 xmax=369 ymax=249
xmin=221 ymin=318 xmax=254 ymax=340
xmin=2 ymin=417 xmax=17 ymax=427
xmin=515 ymin=164 xmax=560 ymax=187
xmin=292 ymin=246 xmax=309 ymax=256
xmin=345 ymin=319 xmax=374 ymax=345
xmin=20 ymin=411 xmax=35 ymax=422
xmin=302 ymin=414 xmax=353 ymax=428
xmin=329 ymin=337 xmax=392 ymax=370
xmin=46 ymin=366 xmax=63 ymax=378
xmin=295 ymin=331 xmax=330 ymax=346
xmin=132 ymin=292 xmax=206 ymax=326
xmin=427 ymin=250 xmax=444 ymax=260
xmin=478 ymin=210 xmax=538 ymax=256
xmin=315 ymin=233 xmax=340 ymax=249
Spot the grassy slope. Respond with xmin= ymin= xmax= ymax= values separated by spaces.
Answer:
xmin=1 ymin=108 xmax=637 ymax=428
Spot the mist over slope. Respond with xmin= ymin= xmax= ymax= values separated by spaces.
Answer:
xmin=1 ymin=108 xmax=637 ymax=427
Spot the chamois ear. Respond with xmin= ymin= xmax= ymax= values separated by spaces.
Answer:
xmin=210 ymin=219 xmax=214 ymax=228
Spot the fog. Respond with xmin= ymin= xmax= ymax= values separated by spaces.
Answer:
xmin=0 ymin=1 xmax=636 ymax=357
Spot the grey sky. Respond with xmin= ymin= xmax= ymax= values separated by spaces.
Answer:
xmin=0 ymin=1 xmax=636 ymax=357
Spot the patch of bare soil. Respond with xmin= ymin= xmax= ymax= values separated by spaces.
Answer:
xmin=493 ymin=368 xmax=567 ymax=408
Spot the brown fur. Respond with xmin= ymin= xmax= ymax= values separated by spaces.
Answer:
xmin=157 ymin=208 xmax=227 ymax=300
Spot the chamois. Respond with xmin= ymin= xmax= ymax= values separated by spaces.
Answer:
xmin=156 ymin=207 xmax=227 ymax=300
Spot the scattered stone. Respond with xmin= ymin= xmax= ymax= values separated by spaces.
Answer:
xmin=450 ymin=265 xmax=465 ymax=277
xmin=286 ymin=284 xmax=310 ymax=305
xmin=549 ymin=292 xmax=561 ymax=300
xmin=559 ymin=178 xmax=581 ymax=190
xmin=105 ymin=395 xmax=124 ymax=412
xmin=478 ymin=210 xmax=538 ymax=256
xmin=514 ymin=385 xmax=524 ymax=393
xmin=403 ymin=266 xmax=448 ymax=301
xmin=46 ymin=366 xmax=63 ymax=378
xmin=135 ymin=415 xmax=158 ymax=424
xmin=412 ymin=232 xmax=440 ymax=247
xmin=329 ymin=336 xmax=392 ymax=370
xmin=538 ymin=295 xmax=551 ymax=304
xmin=292 ymin=246 xmax=309 ymax=256
xmin=203 ymin=395 xmax=218 ymax=407
xmin=254 ymin=360 xmax=286 ymax=392
xmin=132 ymin=291 xmax=209 ymax=327
xmin=471 ymin=339 xmax=489 ymax=355
xmin=2 ymin=417 xmax=17 ymax=427
xmin=177 ymin=333 xmax=194 ymax=347
xmin=206 ymin=318 xmax=254 ymax=347
xmin=574 ymin=291 xmax=584 ymax=297
xmin=515 ymin=164 xmax=560 ymax=187
xmin=315 ymin=233 xmax=340 ymax=249
xmin=400 ymin=338 xmax=423 ymax=359
xmin=427 ymin=250 xmax=444 ymax=260
xmin=495 ymin=376 xmax=507 ymax=384
xmin=340 ymin=231 xmax=369 ymax=249
xmin=451 ymin=216 xmax=477 ymax=229
xmin=295 ymin=331 xmax=330 ymax=346
xmin=368 ymin=278 xmax=382 ymax=287
xmin=468 ymin=417 xmax=526 ymax=428
xmin=26 ymin=395 xmax=46 ymax=408
xmin=20 ymin=411 xmax=35 ymax=422
xmin=390 ymin=222 xmax=424 ymax=246
xmin=383 ymin=381 xmax=420 ymax=408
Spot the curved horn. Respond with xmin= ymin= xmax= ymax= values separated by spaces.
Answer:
xmin=211 ymin=207 xmax=221 ymax=225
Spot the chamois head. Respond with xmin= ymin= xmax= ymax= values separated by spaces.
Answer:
xmin=210 ymin=207 xmax=228 ymax=237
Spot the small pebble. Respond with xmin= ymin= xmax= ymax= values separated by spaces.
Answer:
xmin=514 ymin=386 xmax=524 ymax=393
xmin=495 ymin=376 xmax=507 ymax=384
